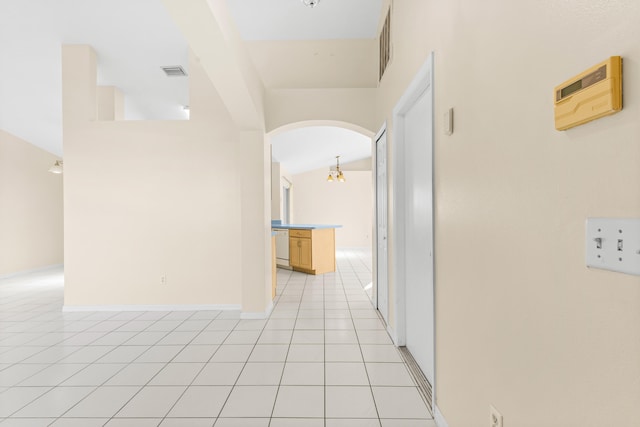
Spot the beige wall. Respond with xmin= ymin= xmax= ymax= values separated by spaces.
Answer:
xmin=271 ymin=162 xmax=281 ymax=220
xmin=97 ymin=86 xmax=124 ymax=121
xmin=62 ymin=45 xmax=245 ymax=307
xmin=53 ymin=0 xmax=640 ymax=423
xmin=246 ymin=39 xmax=377 ymax=89
xmin=0 ymin=130 xmax=63 ymax=276
xmin=377 ymin=0 xmax=640 ymax=426
xmin=270 ymin=162 xmax=293 ymax=222
xmin=266 ymin=88 xmax=377 ymax=134
xmin=292 ymin=167 xmax=372 ymax=248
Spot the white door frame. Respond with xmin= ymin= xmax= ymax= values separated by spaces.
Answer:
xmin=391 ymin=51 xmax=435 ymax=391
xmin=374 ymin=123 xmax=389 ymax=324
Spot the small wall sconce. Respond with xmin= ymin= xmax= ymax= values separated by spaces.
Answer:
xmin=48 ymin=160 xmax=63 ymax=174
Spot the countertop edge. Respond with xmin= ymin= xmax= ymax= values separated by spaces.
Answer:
xmin=272 ymin=224 xmax=342 ymax=230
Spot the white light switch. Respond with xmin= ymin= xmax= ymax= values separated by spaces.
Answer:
xmin=586 ymin=218 xmax=640 ymax=276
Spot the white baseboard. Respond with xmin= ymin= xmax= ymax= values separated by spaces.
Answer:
xmin=240 ymin=300 xmax=274 ymax=319
xmin=62 ymin=304 xmax=241 ymax=312
xmin=0 ymin=263 xmax=63 ymax=280
xmin=434 ymin=404 xmax=449 ymax=427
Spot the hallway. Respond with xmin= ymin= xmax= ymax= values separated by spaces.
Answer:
xmin=0 ymin=250 xmax=433 ymax=426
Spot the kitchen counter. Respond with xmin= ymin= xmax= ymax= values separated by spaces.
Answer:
xmin=272 ymin=223 xmax=342 ymax=230
xmin=271 ymin=222 xmax=341 ymax=275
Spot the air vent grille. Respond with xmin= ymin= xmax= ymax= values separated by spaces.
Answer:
xmin=398 ymin=346 xmax=433 ymax=415
xmin=379 ymin=8 xmax=391 ymax=81
xmin=161 ymin=66 xmax=187 ymax=77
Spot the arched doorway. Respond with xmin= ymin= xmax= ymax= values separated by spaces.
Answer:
xmin=267 ymin=121 xmax=377 ymax=304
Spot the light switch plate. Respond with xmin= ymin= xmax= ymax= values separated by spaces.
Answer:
xmin=586 ymin=218 xmax=640 ymax=276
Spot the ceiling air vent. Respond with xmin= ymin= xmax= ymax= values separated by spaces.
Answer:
xmin=161 ymin=65 xmax=187 ymax=77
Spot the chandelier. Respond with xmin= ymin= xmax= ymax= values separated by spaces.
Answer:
xmin=327 ymin=156 xmax=346 ymax=182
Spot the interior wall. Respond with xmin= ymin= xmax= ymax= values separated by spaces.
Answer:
xmin=292 ymin=167 xmax=372 ymax=248
xmin=266 ymin=88 xmax=377 ymax=134
xmin=270 ymin=162 xmax=293 ymax=223
xmin=377 ymin=1 xmax=640 ymax=426
xmin=271 ymin=162 xmax=281 ymax=220
xmin=246 ymin=39 xmax=377 ymax=89
xmin=0 ymin=130 xmax=63 ymax=276
xmin=62 ymin=45 xmax=243 ymax=307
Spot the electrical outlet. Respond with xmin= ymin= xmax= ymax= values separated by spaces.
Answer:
xmin=160 ymin=275 xmax=167 ymax=285
xmin=489 ymin=405 xmax=503 ymax=427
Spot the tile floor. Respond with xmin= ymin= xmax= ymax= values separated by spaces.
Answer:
xmin=0 ymin=248 xmax=434 ymax=426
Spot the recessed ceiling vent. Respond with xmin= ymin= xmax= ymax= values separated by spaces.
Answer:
xmin=161 ymin=66 xmax=187 ymax=77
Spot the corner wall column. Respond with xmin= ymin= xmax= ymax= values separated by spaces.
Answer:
xmin=239 ymin=130 xmax=272 ymax=318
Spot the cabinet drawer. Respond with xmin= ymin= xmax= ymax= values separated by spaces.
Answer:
xmin=289 ymin=229 xmax=312 ymax=238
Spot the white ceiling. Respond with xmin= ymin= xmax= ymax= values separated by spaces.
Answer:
xmin=0 ymin=0 xmax=382 ymax=168
xmin=229 ymin=0 xmax=382 ymax=173
xmin=271 ymin=126 xmax=371 ymax=175
xmin=227 ymin=0 xmax=383 ymax=40
xmin=0 ymin=0 xmax=189 ymax=157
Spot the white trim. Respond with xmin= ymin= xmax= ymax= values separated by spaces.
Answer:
xmin=386 ymin=323 xmax=397 ymax=344
xmin=391 ymin=51 xmax=436 ymax=401
xmin=62 ymin=304 xmax=241 ymax=312
xmin=240 ymin=300 xmax=274 ymax=319
xmin=434 ymin=405 xmax=449 ymax=427
xmin=374 ymin=121 xmax=388 ymax=323
xmin=374 ymin=121 xmax=387 ymax=143
xmin=0 ymin=264 xmax=63 ymax=280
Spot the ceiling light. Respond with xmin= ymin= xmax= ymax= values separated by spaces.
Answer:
xmin=327 ymin=156 xmax=346 ymax=183
xmin=48 ymin=160 xmax=63 ymax=174
xmin=301 ymin=0 xmax=320 ymax=8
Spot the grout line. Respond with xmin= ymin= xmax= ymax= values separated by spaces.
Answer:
xmin=339 ymin=260 xmax=383 ymax=427
xmin=323 ymin=271 xmax=327 ymax=427
xmin=70 ymin=310 xmax=220 ymax=425
xmin=266 ymin=266 xmax=298 ymax=427
xmin=0 ymin=250 xmax=402 ymax=425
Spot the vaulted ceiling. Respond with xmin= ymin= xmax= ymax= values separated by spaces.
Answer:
xmin=0 ymin=0 xmax=383 ymax=171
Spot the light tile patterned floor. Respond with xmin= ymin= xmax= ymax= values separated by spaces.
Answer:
xmin=0 ymin=248 xmax=434 ymax=426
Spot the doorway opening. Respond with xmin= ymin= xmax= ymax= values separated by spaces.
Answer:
xmin=268 ymin=123 xmax=375 ymax=298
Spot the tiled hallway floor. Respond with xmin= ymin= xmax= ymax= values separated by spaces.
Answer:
xmin=0 ymin=249 xmax=434 ymax=426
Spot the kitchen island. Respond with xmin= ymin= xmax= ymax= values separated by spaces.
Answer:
xmin=272 ymin=222 xmax=341 ymax=275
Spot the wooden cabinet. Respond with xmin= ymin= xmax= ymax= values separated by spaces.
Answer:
xmin=290 ymin=235 xmax=312 ymax=270
xmin=289 ymin=228 xmax=336 ymax=275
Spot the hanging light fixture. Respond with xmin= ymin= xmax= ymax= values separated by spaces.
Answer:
xmin=48 ymin=160 xmax=63 ymax=174
xmin=301 ymin=0 xmax=320 ymax=8
xmin=327 ymin=156 xmax=346 ymax=182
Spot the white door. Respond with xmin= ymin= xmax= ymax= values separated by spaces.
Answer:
xmin=392 ymin=54 xmax=435 ymax=387
xmin=403 ymin=88 xmax=434 ymax=383
xmin=376 ymin=129 xmax=389 ymax=323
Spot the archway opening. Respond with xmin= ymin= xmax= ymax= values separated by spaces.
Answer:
xmin=268 ymin=121 xmax=375 ymax=301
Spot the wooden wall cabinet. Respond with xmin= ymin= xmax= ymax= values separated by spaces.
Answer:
xmin=288 ymin=228 xmax=336 ymax=275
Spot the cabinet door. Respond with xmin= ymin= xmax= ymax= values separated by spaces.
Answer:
xmin=298 ymin=238 xmax=312 ymax=270
xmin=289 ymin=238 xmax=300 ymax=267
